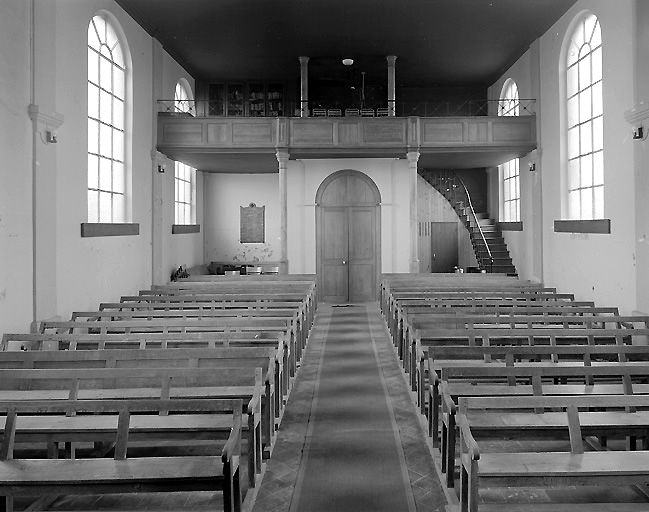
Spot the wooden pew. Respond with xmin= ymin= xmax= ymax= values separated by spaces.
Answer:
xmin=126 ymin=291 xmax=316 ymax=335
xmin=420 ymin=343 xmax=649 ymax=416
xmin=70 ymin=307 xmax=308 ymax=365
xmin=457 ymin=394 xmax=649 ymax=512
xmin=406 ymin=315 xmax=649 ymax=390
xmin=387 ymin=295 xmax=591 ymax=346
xmin=429 ymin=363 xmax=649 ymax=451
xmin=0 ymin=398 xmax=243 ymax=512
xmin=0 ymin=346 xmax=277 ymax=460
xmin=410 ymin=325 xmax=649 ymax=398
xmin=38 ymin=317 xmax=299 ymax=389
xmin=390 ymin=302 xmax=618 ymax=352
xmin=386 ymin=289 xmax=575 ymax=334
xmin=433 ymin=350 xmax=649 ymax=487
xmin=0 ymin=366 xmax=264 ymax=489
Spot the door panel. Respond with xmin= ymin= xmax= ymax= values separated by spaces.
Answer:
xmin=321 ymin=208 xmax=348 ymax=302
xmin=430 ymin=222 xmax=458 ymax=273
xmin=348 ymin=207 xmax=376 ymax=301
xmin=317 ymin=171 xmax=380 ymax=303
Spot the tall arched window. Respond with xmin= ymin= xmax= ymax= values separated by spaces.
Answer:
xmin=499 ymin=79 xmax=520 ymax=222
xmin=87 ymin=14 xmax=127 ymax=223
xmin=174 ymin=81 xmax=196 ymax=225
xmin=566 ymin=13 xmax=603 ymax=220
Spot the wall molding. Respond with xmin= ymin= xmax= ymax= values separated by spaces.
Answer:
xmin=172 ymin=224 xmax=201 ymax=234
xmin=28 ymin=104 xmax=64 ymax=130
xmin=553 ymin=219 xmax=610 ymax=234
xmin=81 ymin=223 xmax=140 ymax=237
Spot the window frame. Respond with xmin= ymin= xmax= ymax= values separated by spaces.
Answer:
xmin=498 ymin=79 xmax=521 ymax=224
xmin=565 ymin=13 xmax=604 ymax=221
xmin=87 ymin=13 xmax=128 ymax=225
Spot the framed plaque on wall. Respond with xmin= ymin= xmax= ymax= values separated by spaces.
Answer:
xmin=240 ymin=203 xmax=265 ymax=243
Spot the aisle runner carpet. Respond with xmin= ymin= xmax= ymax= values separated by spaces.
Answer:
xmin=290 ymin=305 xmax=415 ymax=511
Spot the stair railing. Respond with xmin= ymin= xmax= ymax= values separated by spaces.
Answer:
xmin=432 ymin=171 xmax=494 ymax=272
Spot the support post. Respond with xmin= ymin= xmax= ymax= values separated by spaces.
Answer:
xmin=277 ymin=149 xmax=289 ymax=273
xmin=407 ymin=151 xmax=420 ymax=273
xmin=298 ymin=56 xmax=309 ymax=118
xmin=387 ymin=55 xmax=397 ymax=117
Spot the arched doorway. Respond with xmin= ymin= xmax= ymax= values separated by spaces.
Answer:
xmin=316 ymin=170 xmax=381 ymax=303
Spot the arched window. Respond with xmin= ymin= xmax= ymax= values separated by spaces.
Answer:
xmin=174 ymin=81 xmax=196 ymax=225
xmin=566 ymin=13 xmax=603 ymax=220
xmin=499 ymin=79 xmax=520 ymax=222
xmin=87 ymin=13 xmax=127 ymax=223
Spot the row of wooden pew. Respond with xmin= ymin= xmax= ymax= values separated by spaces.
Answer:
xmin=381 ymin=272 xmax=649 ymax=512
xmin=0 ymin=274 xmax=317 ymax=512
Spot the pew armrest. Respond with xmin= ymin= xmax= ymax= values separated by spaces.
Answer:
xmin=458 ymin=414 xmax=480 ymax=461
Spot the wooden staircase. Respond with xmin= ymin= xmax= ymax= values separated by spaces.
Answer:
xmin=422 ymin=171 xmax=517 ymax=275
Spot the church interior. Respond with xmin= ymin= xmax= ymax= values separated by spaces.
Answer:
xmin=3 ymin=0 xmax=649 ymax=510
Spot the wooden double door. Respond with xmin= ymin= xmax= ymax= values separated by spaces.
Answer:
xmin=316 ymin=171 xmax=380 ymax=303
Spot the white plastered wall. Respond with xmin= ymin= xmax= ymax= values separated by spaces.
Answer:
xmin=488 ymin=42 xmax=544 ymax=282
xmin=156 ymin=55 xmax=203 ymax=280
xmin=496 ymin=0 xmax=637 ymax=311
xmin=632 ymin=0 xmax=649 ymax=314
xmin=0 ymin=0 xmax=198 ymax=331
xmin=286 ymin=158 xmax=412 ymax=274
xmin=203 ymin=173 xmax=281 ymax=265
xmin=0 ymin=1 xmax=33 ymax=332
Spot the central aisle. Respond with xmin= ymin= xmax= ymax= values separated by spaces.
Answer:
xmin=252 ymin=303 xmax=446 ymax=512
xmin=291 ymin=305 xmax=413 ymax=511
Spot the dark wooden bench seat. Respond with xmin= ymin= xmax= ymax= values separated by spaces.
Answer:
xmin=388 ymin=299 xmax=609 ymax=347
xmin=0 ymin=346 xmax=279 ymax=448
xmin=418 ymin=343 xmax=649 ymax=416
xmin=458 ymin=396 xmax=649 ymax=511
xmin=429 ymin=363 xmax=649 ymax=448
xmin=0 ymin=366 xmax=263 ymax=489
xmin=0 ymin=398 xmax=243 ymax=512
xmin=389 ymin=302 xmax=618 ymax=349
xmin=70 ymin=308 xmax=308 ymax=365
xmin=409 ymin=326 xmax=649 ymax=391
xmin=38 ymin=317 xmax=300 ymax=386
xmin=441 ymin=394 xmax=649 ymax=490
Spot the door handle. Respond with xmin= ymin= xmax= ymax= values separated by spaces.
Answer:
xmin=342 ymin=259 xmax=347 ymax=265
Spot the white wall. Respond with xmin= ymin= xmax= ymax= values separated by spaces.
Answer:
xmin=417 ymin=176 xmax=477 ymax=271
xmin=156 ymin=55 xmax=203 ymax=279
xmin=539 ymin=0 xmax=636 ymax=312
xmin=204 ymin=173 xmax=281 ymax=264
xmin=286 ymin=158 xmax=412 ymax=274
xmin=490 ymin=0 xmax=638 ymax=310
xmin=488 ymin=43 xmax=543 ymax=282
xmin=0 ymin=1 xmax=33 ymax=332
xmin=0 ymin=0 xmax=198 ymax=332
xmin=632 ymin=0 xmax=649 ymax=314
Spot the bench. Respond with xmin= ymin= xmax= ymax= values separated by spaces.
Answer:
xmin=39 ymin=317 xmax=299 ymax=387
xmin=70 ymin=307 xmax=307 ymax=364
xmin=0 ymin=346 xmax=278 ymax=455
xmin=0 ymin=366 xmax=264 ymax=489
xmin=443 ymin=391 xmax=649 ymax=488
xmin=457 ymin=394 xmax=649 ymax=511
xmin=388 ymin=298 xmax=604 ymax=346
xmin=410 ymin=326 xmax=649 ymax=397
xmin=390 ymin=302 xmax=618 ymax=350
xmin=430 ymin=363 xmax=649 ymax=451
xmin=419 ymin=343 xmax=649 ymax=416
xmin=0 ymin=398 xmax=243 ymax=512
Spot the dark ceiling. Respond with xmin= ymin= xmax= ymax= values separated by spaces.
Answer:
xmin=116 ymin=0 xmax=576 ymax=87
